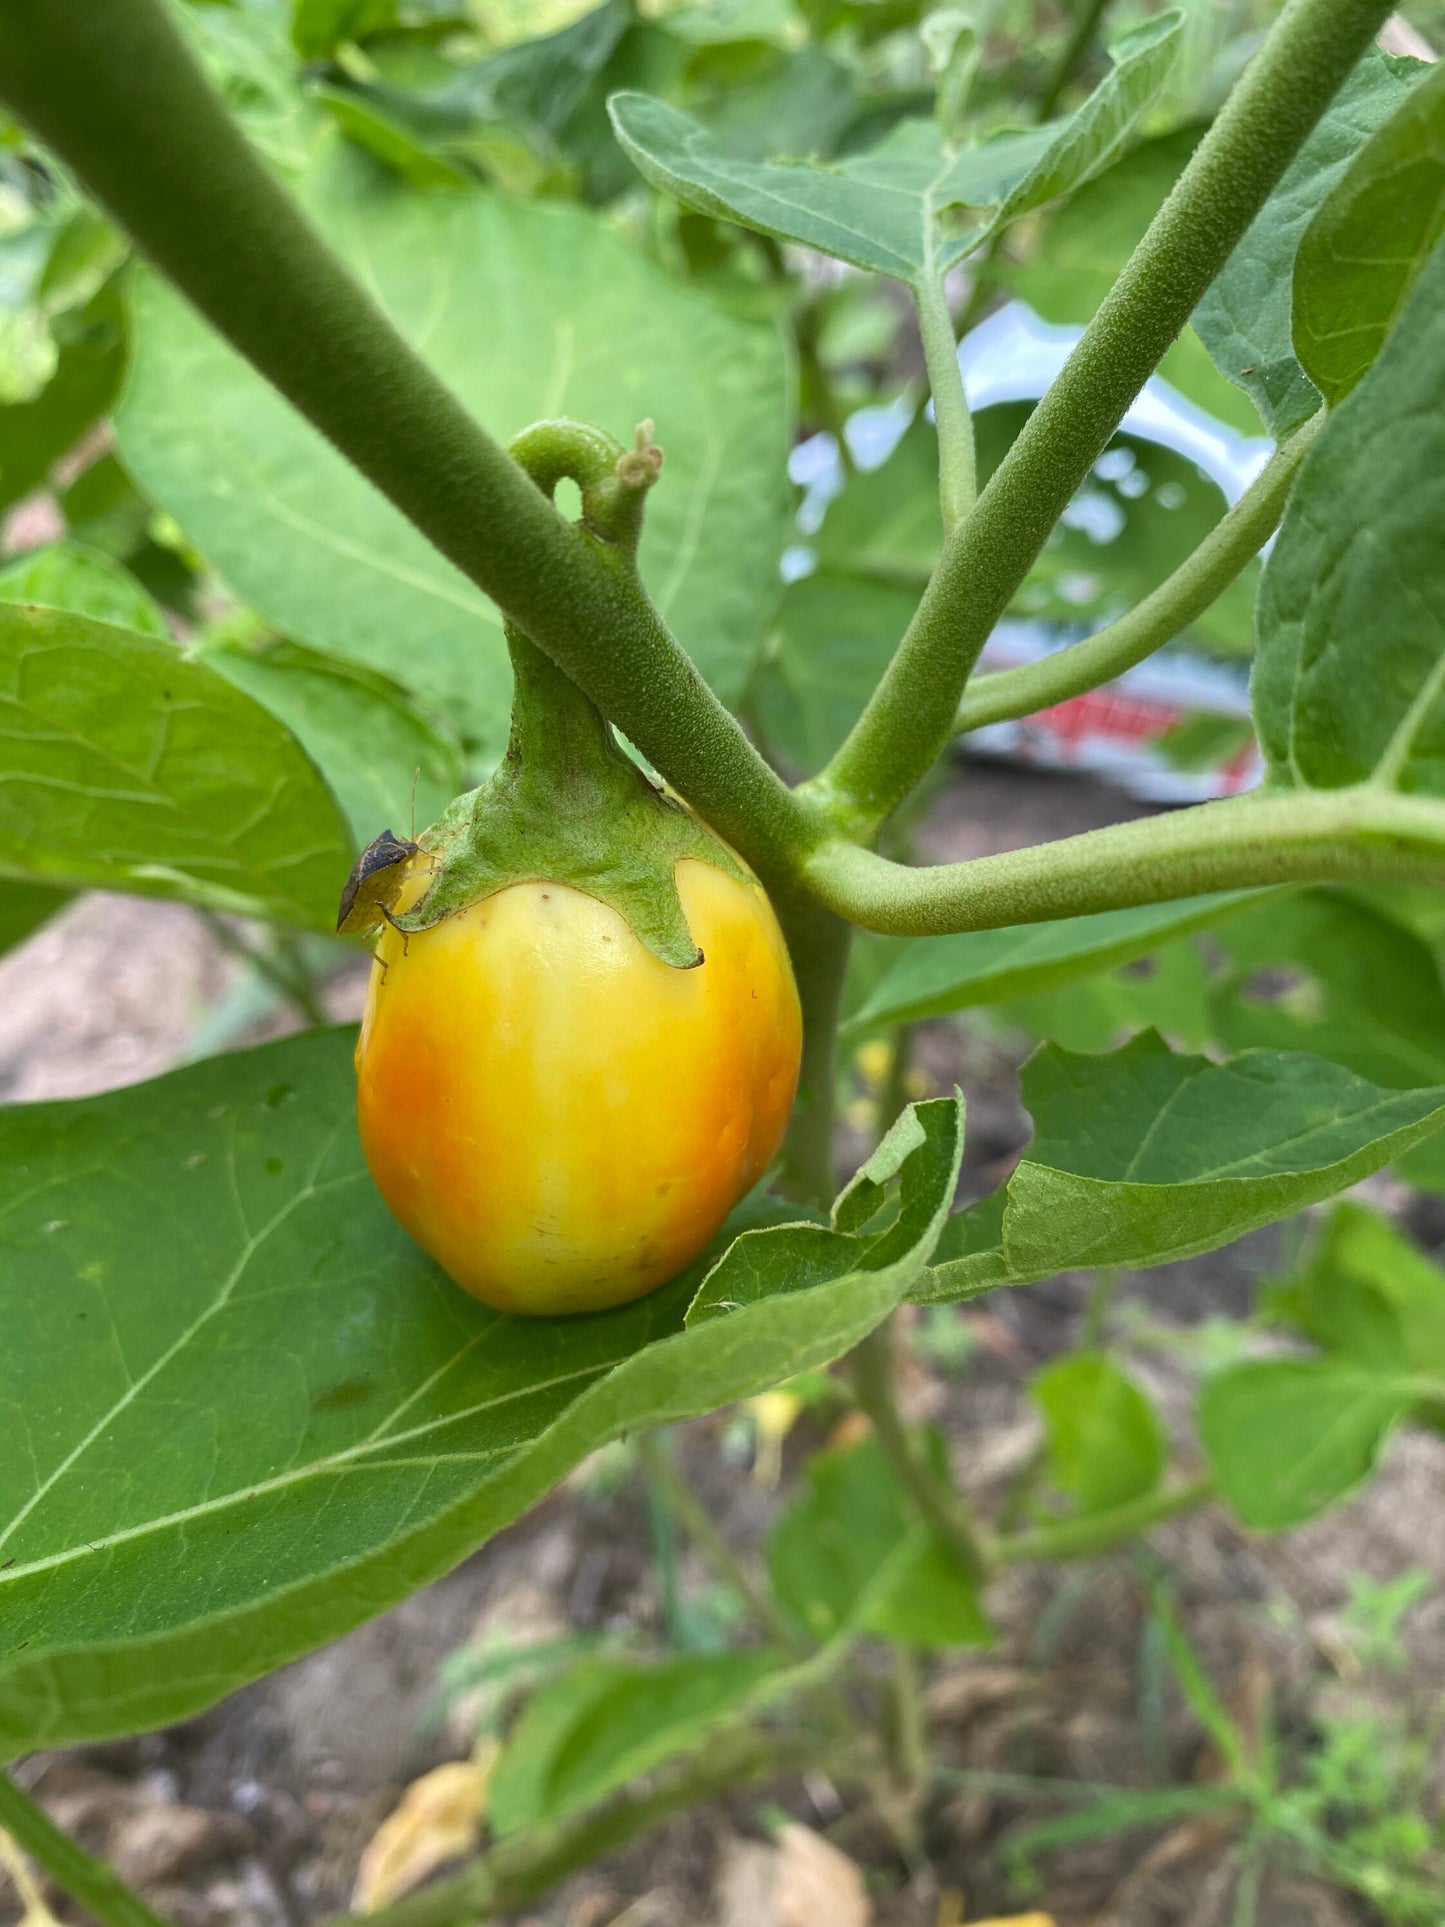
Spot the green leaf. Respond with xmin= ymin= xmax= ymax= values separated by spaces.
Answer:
xmin=767 ymin=1434 xmax=989 ymax=1647
xmin=998 ymin=938 xmax=1212 ymax=1056
xmin=0 ymin=1041 xmax=957 ymax=1753
xmin=689 ymin=1094 xmax=964 ymax=1323
xmin=488 ymin=1648 xmax=782 ymax=1836
xmin=751 ymin=572 xmax=914 ymax=779
xmin=0 ymin=278 xmax=126 ymax=516
xmin=1294 ymin=61 xmax=1445 ymax=409
xmin=609 ymin=13 xmax=1181 ymax=284
xmin=198 ymin=636 xmax=463 ymax=850
xmin=313 ymin=83 xmax=477 ymax=191
xmin=1194 ymin=50 xmax=1424 ymax=438
xmin=0 ymin=540 xmax=170 ymax=638
xmin=922 ymin=1031 xmax=1445 ymax=1301
xmin=114 ymin=139 xmax=790 ymax=756
xmin=1199 ymin=1359 xmax=1412 ymax=1530
xmin=1004 ymin=1785 xmax=1244 ymax=1863
xmin=1148 ymin=1595 xmax=1252 ymax=1776
xmin=0 ymin=601 xmax=354 ymax=927
xmin=1032 ymin=1351 xmax=1166 ymax=1516
xmin=0 ymin=879 xmax=68 ymax=956
xmin=812 ymin=419 xmax=943 ymax=585
xmin=292 ymin=0 xmax=395 ymax=62
xmin=1270 ymin=1200 xmax=1445 ymax=1380
xmin=1254 ymin=217 xmax=1445 ymax=794
xmin=846 ymin=894 xmax=1260 ymax=1035
xmin=1203 ymin=891 xmax=1445 ymax=1093
xmin=0 ymin=539 xmax=459 ymax=861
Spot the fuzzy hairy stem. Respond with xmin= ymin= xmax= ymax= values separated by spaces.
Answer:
xmin=850 ymin=1322 xmax=991 ymax=1588
xmin=813 ymin=0 xmax=1397 ymax=834
xmin=996 ymin=1477 xmax=1215 ymax=1564
xmin=634 ymin=1431 xmax=799 ymax=1650
xmin=773 ymin=893 xmax=852 ymax=1206
xmin=0 ymin=1772 xmax=172 ymax=1927
xmin=803 ymin=785 xmax=1445 ymax=938
xmin=956 ymin=413 xmax=1323 ymax=733
xmin=0 ymin=0 xmax=815 ymax=886
xmin=915 ymin=273 xmax=975 ymax=528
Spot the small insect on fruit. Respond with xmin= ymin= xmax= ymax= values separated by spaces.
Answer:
xmin=336 ymin=829 xmax=419 ymax=941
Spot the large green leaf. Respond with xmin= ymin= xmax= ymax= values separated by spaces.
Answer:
xmin=1293 ymin=60 xmax=1445 ymax=410
xmin=0 ymin=879 xmax=69 ymax=956
xmin=1031 ymin=1352 xmax=1165 ymax=1517
xmin=922 ymin=1031 xmax=1445 ymax=1301
xmin=1198 ymin=1361 xmax=1414 ymax=1530
xmin=846 ymin=894 xmax=1260 ymax=1036
xmin=1254 ymin=219 xmax=1445 ymax=793
xmin=751 ymin=572 xmax=914 ymax=780
xmin=1193 ymin=50 xmax=1424 ymax=438
xmin=0 ymin=601 xmax=353 ymax=927
xmin=198 ymin=637 xmax=464 ymax=850
xmin=609 ymin=13 xmax=1180 ymax=285
xmin=0 ymin=540 xmax=463 ymax=853
xmin=114 ymin=139 xmax=790 ymax=756
xmin=1203 ymin=891 xmax=1445 ymax=1092
xmin=687 ymin=1094 xmax=964 ymax=1322
xmin=0 ymin=1037 xmax=959 ymax=1753
xmin=489 ymin=1648 xmax=782 ymax=1836
xmin=0 ymin=539 xmax=169 ymax=639
xmin=1271 ymin=1200 xmax=1445 ymax=1379
xmin=766 ymin=1433 xmax=989 ymax=1647
xmin=1204 ymin=1200 xmax=1445 ymax=1528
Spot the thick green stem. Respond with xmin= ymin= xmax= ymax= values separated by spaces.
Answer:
xmin=774 ymin=893 xmax=852 ymax=1206
xmin=995 ymin=1477 xmax=1214 ymax=1564
xmin=0 ymin=1772 xmax=172 ymax=1927
xmin=814 ymin=0 xmax=1395 ymax=833
xmin=850 ymin=1322 xmax=990 ymax=1588
xmin=0 ymin=0 xmax=815 ymax=885
xmin=915 ymin=274 xmax=975 ymax=529
xmin=803 ymin=785 xmax=1445 ymax=938
xmin=957 ymin=414 xmax=1323 ymax=733
xmin=634 ymin=1431 xmax=799 ymax=1651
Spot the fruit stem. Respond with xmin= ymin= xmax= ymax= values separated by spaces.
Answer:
xmin=0 ymin=1772 xmax=172 ymax=1927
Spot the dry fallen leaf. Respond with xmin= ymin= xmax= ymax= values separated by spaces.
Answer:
xmin=352 ymin=1746 xmax=497 ymax=1911
xmin=773 ymin=1823 xmax=871 ymax=1927
xmin=0 ymin=1829 xmax=63 ymax=1927
xmin=747 ymin=1389 xmax=803 ymax=1489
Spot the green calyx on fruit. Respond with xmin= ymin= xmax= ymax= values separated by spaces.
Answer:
xmin=392 ymin=418 xmax=745 ymax=970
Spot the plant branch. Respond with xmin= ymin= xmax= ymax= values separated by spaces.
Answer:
xmin=1038 ymin=0 xmax=1116 ymax=122
xmin=996 ymin=1476 xmax=1214 ymax=1565
xmin=0 ymin=1772 xmax=173 ymax=1927
xmin=803 ymin=784 xmax=1445 ymax=937
xmin=0 ymin=0 xmax=816 ymax=886
xmin=813 ymin=0 xmax=1396 ymax=834
xmin=956 ymin=413 xmax=1323 ymax=733
xmin=635 ymin=1430 xmax=799 ymax=1651
xmin=850 ymin=1320 xmax=991 ymax=1588
xmin=323 ymin=1727 xmax=839 ymax=1927
xmin=773 ymin=891 xmax=852 ymax=1206
xmin=915 ymin=273 xmax=975 ymax=529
